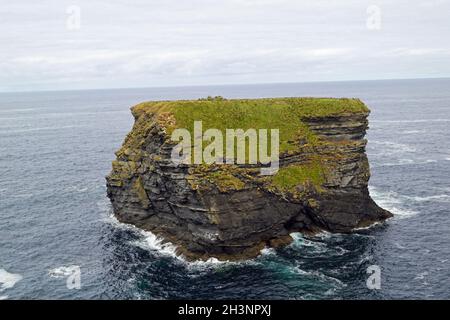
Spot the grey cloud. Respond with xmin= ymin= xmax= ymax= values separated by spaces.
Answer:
xmin=0 ymin=0 xmax=449 ymax=91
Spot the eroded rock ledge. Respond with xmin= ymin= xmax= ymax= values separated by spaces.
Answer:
xmin=106 ymin=97 xmax=392 ymax=261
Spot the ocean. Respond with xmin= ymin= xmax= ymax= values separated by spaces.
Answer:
xmin=0 ymin=78 xmax=449 ymax=299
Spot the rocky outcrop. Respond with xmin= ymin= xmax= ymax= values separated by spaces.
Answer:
xmin=106 ymin=97 xmax=392 ymax=261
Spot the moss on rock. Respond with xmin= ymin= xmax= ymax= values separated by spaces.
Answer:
xmin=270 ymin=162 xmax=326 ymax=193
xmin=106 ymin=96 xmax=393 ymax=261
xmin=121 ymin=97 xmax=369 ymax=195
xmin=131 ymin=97 xmax=368 ymax=153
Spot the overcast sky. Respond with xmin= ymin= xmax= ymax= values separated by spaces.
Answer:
xmin=1 ymin=0 xmax=449 ymax=92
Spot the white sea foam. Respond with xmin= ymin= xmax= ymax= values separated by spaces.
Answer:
xmin=414 ymin=271 xmax=429 ymax=280
xmin=357 ymin=254 xmax=373 ymax=264
xmin=289 ymin=233 xmax=335 ymax=254
xmin=401 ymin=130 xmax=425 ymax=134
xmin=336 ymin=246 xmax=351 ymax=256
xmin=324 ymin=288 xmax=337 ymax=296
xmin=370 ymin=141 xmax=416 ymax=153
xmin=353 ymin=221 xmax=384 ymax=231
xmin=291 ymin=266 xmax=311 ymax=276
xmin=260 ymin=247 xmax=276 ymax=256
xmin=105 ymin=213 xmax=240 ymax=268
xmin=66 ymin=185 xmax=88 ymax=193
xmin=369 ymin=186 xmax=419 ymax=219
xmin=405 ymin=194 xmax=450 ymax=202
xmin=106 ymin=212 xmax=279 ymax=271
xmin=131 ymin=230 xmax=179 ymax=258
xmin=308 ymin=230 xmax=333 ymax=239
xmin=104 ymin=212 xmax=180 ymax=258
xmin=48 ymin=265 xmax=80 ymax=278
xmin=372 ymin=158 xmax=441 ymax=168
xmin=372 ymin=185 xmax=450 ymax=203
xmin=394 ymin=242 xmax=407 ymax=249
xmin=97 ymin=198 xmax=111 ymax=215
xmin=0 ymin=269 xmax=23 ymax=292
xmin=373 ymin=159 xmax=414 ymax=167
xmin=185 ymin=257 xmax=248 ymax=272
xmin=291 ymin=266 xmax=346 ymax=287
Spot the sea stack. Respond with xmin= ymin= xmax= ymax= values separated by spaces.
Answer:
xmin=106 ymin=97 xmax=392 ymax=260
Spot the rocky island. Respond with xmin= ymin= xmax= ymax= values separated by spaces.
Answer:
xmin=106 ymin=97 xmax=392 ymax=261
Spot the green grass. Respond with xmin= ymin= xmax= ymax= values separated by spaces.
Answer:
xmin=132 ymin=97 xmax=368 ymax=154
xmin=270 ymin=162 xmax=326 ymax=192
xmin=205 ymin=171 xmax=245 ymax=192
xmin=125 ymin=97 xmax=367 ymax=192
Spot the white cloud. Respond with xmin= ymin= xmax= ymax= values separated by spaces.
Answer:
xmin=0 ymin=0 xmax=449 ymax=91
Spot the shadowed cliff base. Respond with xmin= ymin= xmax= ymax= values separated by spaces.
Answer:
xmin=106 ymin=97 xmax=392 ymax=261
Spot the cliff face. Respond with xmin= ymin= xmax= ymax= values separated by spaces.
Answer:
xmin=106 ymin=97 xmax=392 ymax=261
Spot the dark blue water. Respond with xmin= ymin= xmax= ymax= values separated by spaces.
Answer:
xmin=1 ymin=79 xmax=449 ymax=299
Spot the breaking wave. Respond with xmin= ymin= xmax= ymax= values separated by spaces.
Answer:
xmin=369 ymin=141 xmax=416 ymax=153
xmin=100 ymin=197 xmax=282 ymax=269
xmin=104 ymin=211 xmax=245 ymax=269
xmin=104 ymin=212 xmax=179 ymax=258
xmin=372 ymin=158 xmax=441 ymax=168
xmin=0 ymin=269 xmax=23 ymax=292
xmin=290 ymin=266 xmax=346 ymax=287
xmin=404 ymin=194 xmax=450 ymax=203
xmin=48 ymin=266 xmax=80 ymax=278
xmin=369 ymin=186 xmax=419 ymax=219
xmin=130 ymin=230 xmax=179 ymax=258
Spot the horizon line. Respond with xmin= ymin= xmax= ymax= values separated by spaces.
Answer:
xmin=1 ymin=76 xmax=449 ymax=95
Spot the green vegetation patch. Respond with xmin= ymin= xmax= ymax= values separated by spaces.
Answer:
xmin=132 ymin=96 xmax=368 ymax=154
xmin=125 ymin=97 xmax=367 ymax=193
xmin=270 ymin=162 xmax=327 ymax=193
xmin=205 ymin=171 xmax=246 ymax=192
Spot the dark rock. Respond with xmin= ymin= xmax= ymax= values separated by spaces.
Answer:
xmin=106 ymin=98 xmax=392 ymax=261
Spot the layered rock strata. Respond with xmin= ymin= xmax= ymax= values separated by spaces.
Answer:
xmin=106 ymin=97 xmax=392 ymax=260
